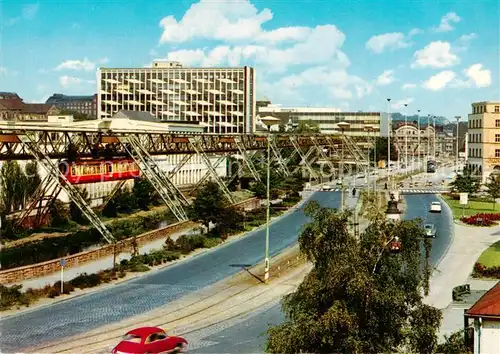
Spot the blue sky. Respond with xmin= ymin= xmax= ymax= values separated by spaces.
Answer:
xmin=1 ymin=0 xmax=498 ymax=119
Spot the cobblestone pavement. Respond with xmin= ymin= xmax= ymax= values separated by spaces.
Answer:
xmin=0 ymin=191 xmax=341 ymax=353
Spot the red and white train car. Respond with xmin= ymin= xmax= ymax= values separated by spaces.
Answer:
xmin=58 ymin=158 xmax=140 ymax=184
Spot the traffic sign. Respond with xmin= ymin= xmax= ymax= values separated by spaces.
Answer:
xmin=59 ymin=258 xmax=67 ymax=267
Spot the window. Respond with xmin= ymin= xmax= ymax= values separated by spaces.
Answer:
xmin=496 ymin=149 xmax=500 ymax=158
xmin=496 ymin=134 xmax=500 ymax=143
xmin=495 ymin=105 xmax=500 ymax=113
xmin=496 ymin=120 xmax=500 ymax=128
xmin=122 ymin=334 xmax=142 ymax=343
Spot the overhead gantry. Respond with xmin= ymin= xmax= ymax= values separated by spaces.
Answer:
xmin=0 ymin=123 xmax=369 ymax=243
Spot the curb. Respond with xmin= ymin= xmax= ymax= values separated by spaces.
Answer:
xmin=432 ymin=194 xmax=456 ymax=270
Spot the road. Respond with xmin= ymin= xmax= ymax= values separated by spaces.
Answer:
xmin=0 ymin=191 xmax=341 ymax=353
xmin=185 ymin=193 xmax=454 ymax=353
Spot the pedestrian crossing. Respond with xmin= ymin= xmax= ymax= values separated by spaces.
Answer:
xmin=399 ymin=189 xmax=448 ymax=194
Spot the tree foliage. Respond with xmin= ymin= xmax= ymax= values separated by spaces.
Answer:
xmin=0 ymin=161 xmax=27 ymax=213
xmin=449 ymin=167 xmax=480 ymax=194
xmin=133 ymin=177 xmax=159 ymax=210
xmin=436 ymin=329 xmax=472 ymax=353
xmin=69 ymin=187 xmax=90 ymax=224
xmin=266 ymin=201 xmax=441 ymax=354
xmin=370 ymin=137 xmax=398 ymax=164
xmin=484 ymin=174 xmax=500 ymax=209
xmin=188 ymin=180 xmax=229 ymax=232
xmin=25 ymin=161 xmax=41 ymax=200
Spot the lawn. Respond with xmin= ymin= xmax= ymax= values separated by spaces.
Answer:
xmin=441 ymin=195 xmax=497 ymax=219
xmin=477 ymin=240 xmax=500 ymax=268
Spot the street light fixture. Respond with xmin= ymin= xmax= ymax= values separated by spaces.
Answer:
xmin=404 ymin=103 xmax=408 ymax=175
xmin=337 ymin=121 xmax=350 ymax=211
xmin=455 ymin=116 xmax=461 ymax=171
xmin=259 ymin=115 xmax=281 ymax=283
xmin=364 ymin=124 xmax=376 ymax=195
xmin=417 ymin=109 xmax=421 ymax=171
xmin=433 ymin=116 xmax=436 ymax=161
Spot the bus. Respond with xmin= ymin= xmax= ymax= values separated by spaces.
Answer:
xmin=427 ymin=159 xmax=436 ymax=173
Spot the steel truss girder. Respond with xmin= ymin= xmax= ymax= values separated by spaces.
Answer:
xmin=17 ymin=133 xmax=116 ymax=244
xmin=15 ymin=173 xmax=62 ymax=228
xmin=97 ymin=180 xmax=127 ymax=212
xmin=234 ymin=137 xmax=261 ymax=182
xmin=226 ymin=151 xmax=261 ymax=187
xmin=0 ymin=125 xmax=346 ymax=161
xmin=189 ymin=137 xmax=235 ymax=204
xmin=310 ymin=136 xmax=336 ymax=173
xmin=290 ymin=137 xmax=318 ymax=178
xmin=189 ymin=154 xmax=228 ymax=195
xmin=119 ymin=135 xmax=188 ymax=221
xmin=269 ymin=138 xmax=290 ymax=176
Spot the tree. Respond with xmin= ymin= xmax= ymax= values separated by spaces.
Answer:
xmin=449 ymin=167 xmax=480 ymax=194
xmin=59 ymin=109 xmax=92 ymax=121
xmin=132 ymin=177 xmax=158 ymax=210
xmin=69 ymin=187 xmax=90 ymax=224
xmin=49 ymin=199 xmax=69 ymax=227
xmin=25 ymin=161 xmax=41 ymax=200
xmin=188 ymin=181 xmax=228 ymax=233
xmin=0 ymin=161 xmax=27 ymax=213
xmin=484 ymin=174 xmax=500 ymax=210
xmin=370 ymin=137 xmax=398 ymax=164
xmin=436 ymin=329 xmax=472 ymax=353
xmin=266 ymin=201 xmax=441 ymax=354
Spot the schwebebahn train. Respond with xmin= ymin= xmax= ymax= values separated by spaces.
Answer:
xmin=58 ymin=158 xmax=140 ymax=184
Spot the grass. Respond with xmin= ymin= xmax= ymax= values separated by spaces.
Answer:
xmin=477 ymin=240 xmax=500 ymax=268
xmin=441 ymin=195 xmax=497 ymax=219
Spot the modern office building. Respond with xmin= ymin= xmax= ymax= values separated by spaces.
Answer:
xmin=97 ymin=61 xmax=256 ymax=134
xmin=257 ymin=103 xmax=381 ymax=136
xmin=46 ymin=93 xmax=97 ymax=118
xmin=466 ymin=101 xmax=500 ymax=182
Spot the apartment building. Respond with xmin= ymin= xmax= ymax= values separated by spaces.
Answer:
xmin=466 ymin=101 xmax=500 ymax=183
xmin=393 ymin=122 xmax=436 ymax=160
xmin=0 ymin=92 xmax=59 ymax=121
xmin=97 ymin=61 xmax=256 ymax=133
xmin=257 ymin=104 xmax=381 ymax=136
xmin=46 ymin=93 xmax=97 ymax=118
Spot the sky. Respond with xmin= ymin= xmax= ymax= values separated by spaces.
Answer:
xmin=1 ymin=0 xmax=499 ymax=120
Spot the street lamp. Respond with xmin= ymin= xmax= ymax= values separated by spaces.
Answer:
xmin=433 ymin=116 xmax=436 ymax=161
xmin=338 ymin=121 xmax=350 ymax=211
xmin=259 ymin=115 xmax=281 ymax=283
xmin=404 ymin=103 xmax=408 ymax=175
xmin=417 ymin=109 xmax=421 ymax=171
xmin=386 ymin=98 xmax=392 ymax=189
xmin=364 ymin=124 xmax=376 ymax=194
xmin=455 ymin=116 xmax=461 ymax=171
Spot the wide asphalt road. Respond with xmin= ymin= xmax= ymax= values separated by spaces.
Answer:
xmin=187 ymin=193 xmax=454 ymax=353
xmin=0 ymin=191 xmax=341 ymax=353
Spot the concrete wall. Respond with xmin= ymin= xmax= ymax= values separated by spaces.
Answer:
xmin=479 ymin=319 xmax=500 ymax=354
xmin=0 ymin=197 xmax=260 ymax=284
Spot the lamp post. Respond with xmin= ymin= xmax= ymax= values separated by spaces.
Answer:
xmin=417 ymin=109 xmax=421 ymax=171
xmin=386 ymin=98 xmax=391 ymax=189
xmin=433 ymin=116 xmax=436 ymax=161
xmin=364 ymin=124 xmax=376 ymax=196
xmin=404 ymin=103 xmax=408 ymax=175
xmin=427 ymin=114 xmax=431 ymax=163
xmin=455 ymin=116 xmax=461 ymax=171
xmin=338 ymin=121 xmax=350 ymax=211
xmin=259 ymin=116 xmax=281 ymax=283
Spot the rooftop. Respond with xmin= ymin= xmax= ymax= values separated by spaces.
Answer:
xmin=466 ymin=282 xmax=500 ymax=319
xmin=46 ymin=93 xmax=95 ymax=103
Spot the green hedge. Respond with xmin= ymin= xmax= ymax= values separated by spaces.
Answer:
xmin=1 ymin=209 xmax=175 ymax=270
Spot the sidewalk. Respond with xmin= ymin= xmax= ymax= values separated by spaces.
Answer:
xmin=424 ymin=223 xmax=500 ymax=310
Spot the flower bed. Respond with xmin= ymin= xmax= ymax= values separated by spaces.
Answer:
xmin=460 ymin=213 xmax=500 ymax=226
xmin=473 ymin=263 xmax=500 ymax=279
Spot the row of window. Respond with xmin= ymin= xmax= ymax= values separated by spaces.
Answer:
xmin=472 ymin=105 xmax=500 ymax=114
xmin=469 ymin=148 xmax=500 ymax=158
xmin=70 ymin=162 xmax=138 ymax=176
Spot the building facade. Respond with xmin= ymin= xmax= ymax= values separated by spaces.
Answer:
xmin=466 ymin=101 xmax=500 ymax=183
xmin=0 ymin=92 xmax=59 ymax=121
xmin=97 ymin=61 xmax=256 ymax=134
xmin=257 ymin=104 xmax=381 ymax=136
xmin=46 ymin=93 xmax=97 ymax=118
xmin=393 ymin=122 xmax=437 ymax=162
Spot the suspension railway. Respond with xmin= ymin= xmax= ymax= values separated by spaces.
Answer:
xmin=0 ymin=122 xmax=371 ymax=244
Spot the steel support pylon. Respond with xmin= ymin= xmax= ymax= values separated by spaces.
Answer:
xmin=269 ymin=138 xmax=290 ymax=176
xmin=290 ymin=137 xmax=318 ymax=178
xmin=17 ymin=134 xmax=116 ymax=244
xmin=119 ymin=135 xmax=188 ymax=221
xmin=310 ymin=136 xmax=336 ymax=174
xmin=189 ymin=137 xmax=235 ymax=204
xmin=226 ymin=151 xmax=260 ymax=187
xmin=189 ymin=154 xmax=228 ymax=195
xmin=234 ymin=137 xmax=261 ymax=182
xmin=97 ymin=180 xmax=126 ymax=212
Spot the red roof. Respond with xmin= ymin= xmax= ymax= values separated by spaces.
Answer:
xmin=126 ymin=326 xmax=164 ymax=337
xmin=466 ymin=282 xmax=500 ymax=318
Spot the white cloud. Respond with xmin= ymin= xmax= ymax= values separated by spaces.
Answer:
xmin=422 ymin=71 xmax=456 ymax=91
xmin=456 ymin=33 xmax=476 ymax=52
xmin=452 ymin=64 xmax=492 ymax=88
xmin=391 ymin=98 xmax=414 ymax=110
xmin=55 ymin=58 xmax=96 ymax=72
xmin=98 ymin=57 xmax=109 ymax=65
xmin=59 ymin=76 xmax=95 ymax=88
xmin=408 ymin=28 xmax=422 ymax=37
xmin=411 ymin=41 xmax=459 ymax=68
xmin=434 ymin=12 xmax=461 ymax=32
xmin=375 ymin=70 xmax=395 ymax=86
xmin=365 ymin=32 xmax=411 ymax=54
xmin=402 ymin=83 xmax=417 ymax=90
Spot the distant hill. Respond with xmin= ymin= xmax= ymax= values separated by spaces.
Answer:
xmin=390 ymin=112 xmax=448 ymax=125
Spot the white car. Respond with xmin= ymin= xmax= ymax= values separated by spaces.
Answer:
xmin=321 ymin=185 xmax=332 ymax=191
xmin=429 ymin=202 xmax=442 ymax=213
xmin=424 ymin=224 xmax=437 ymax=238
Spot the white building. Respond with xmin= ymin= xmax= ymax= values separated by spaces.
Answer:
xmin=97 ymin=61 xmax=256 ymax=134
xmin=393 ymin=122 xmax=436 ymax=160
xmin=465 ymin=282 xmax=500 ymax=354
xmin=257 ymin=105 xmax=381 ymax=136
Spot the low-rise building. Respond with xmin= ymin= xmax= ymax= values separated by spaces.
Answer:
xmin=46 ymin=93 xmax=97 ymax=119
xmin=0 ymin=92 xmax=58 ymax=121
xmin=466 ymin=101 xmax=500 ymax=182
xmin=465 ymin=282 xmax=500 ymax=354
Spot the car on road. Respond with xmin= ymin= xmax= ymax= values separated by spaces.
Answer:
xmin=112 ymin=327 xmax=188 ymax=354
xmin=321 ymin=184 xmax=332 ymax=191
xmin=429 ymin=201 xmax=442 ymax=213
xmin=424 ymin=224 xmax=437 ymax=238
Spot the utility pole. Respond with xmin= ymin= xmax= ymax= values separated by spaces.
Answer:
xmin=433 ymin=116 xmax=436 ymax=161
xmin=386 ymin=98 xmax=391 ymax=190
xmin=404 ymin=103 xmax=408 ymax=175
xmin=417 ymin=109 xmax=421 ymax=171
xmin=455 ymin=116 xmax=461 ymax=171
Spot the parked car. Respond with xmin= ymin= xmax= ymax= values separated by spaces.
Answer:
xmin=424 ymin=224 xmax=437 ymax=238
xmin=321 ymin=184 xmax=332 ymax=191
xmin=112 ymin=327 xmax=188 ymax=354
xmin=429 ymin=201 xmax=442 ymax=213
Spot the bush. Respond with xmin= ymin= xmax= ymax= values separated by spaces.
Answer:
xmin=473 ymin=263 xmax=500 ymax=278
xmin=69 ymin=273 xmax=102 ymax=289
xmin=460 ymin=213 xmax=500 ymax=226
xmin=0 ymin=284 xmax=29 ymax=310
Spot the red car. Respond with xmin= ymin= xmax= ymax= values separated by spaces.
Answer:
xmin=112 ymin=327 xmax=188 ymax=354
